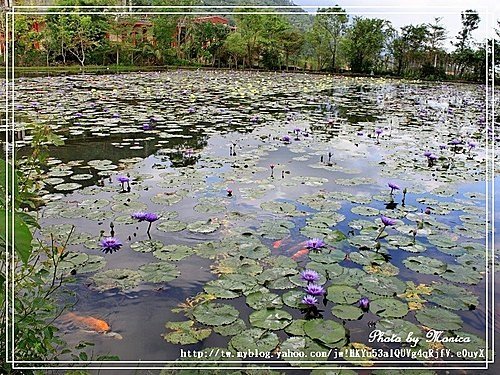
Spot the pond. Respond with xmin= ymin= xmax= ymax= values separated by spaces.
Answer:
xmin=8 ymin=70 xmax=499 ymax=373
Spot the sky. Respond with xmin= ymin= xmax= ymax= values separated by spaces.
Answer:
xmin=293 ymin=0 xmax=499 ymax=49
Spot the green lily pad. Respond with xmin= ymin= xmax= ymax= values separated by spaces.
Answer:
xmin=249 ymin=309 xmax=292 ymax=330
xmin=90 ymin=269 xmax=141 ymax=292
xmin=415 ymin=307 xmax=463 ymax=331
xmin=153 ymin=244 xmax=191 ymax=261
xmin=187 ymin=219 xmax=220 ymax=233
xmin=213 ymin=318 xmax=246 ymax=337
xmin=303 ymin=319 xmax=346 ymax=348
xmin=229 ymin=328 xmax=279 ymax=353
xmin=284 ymin=319 xmax=307 ymax=336
xmin=440 ymin=264 xmax=482 ymax=284
xmin=403 ymin=256 xmax=447 ymax=275
xmin=281 ymin=290 xmax=306 ymax=308
xmin=131 ymin=240 xmax=165 ymax=253
xmin=157 ymin=220 xmax=187 ymax=232
xmin=426 ymin=283 xmax=478 ymax=310
xmin=192 ymin=303 xmax=239 ymax=326
xmin=138 ymin=262 xmax=179 ymax=283
xmin=331 ymin=305 xmax=363 ymax=320
xmin=246 ymin=291 xmax=283 ymax=310
xmin=164 ymin=320 xmax=211 ymax=345
xmin=369 ymin=298 xmax=409 ymax=318
xmin=376 ymin=319 xmax=424 ymax=341
xmin=260 ymin=201 xmax=299 ymax=215
xmin=359 ymin=275 xmax=406 ymax=296
xmin=326 ymin=285 xmax=361 ymax=304
xmin=258 ymin=219 xmax=295 ymax=239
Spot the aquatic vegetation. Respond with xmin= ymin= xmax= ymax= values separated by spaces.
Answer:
xmin=14 ymin=71 xmax=490 ymax=368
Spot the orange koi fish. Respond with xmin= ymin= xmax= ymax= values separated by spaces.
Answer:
xmin=291 ymin=248 xmax=309 ymax=260
xmin=273 ymin=239 xmax=284 ymax=249
xmin=63 ymin=312 xmax=110 ymax=333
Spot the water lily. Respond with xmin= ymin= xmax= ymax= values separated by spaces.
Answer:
xmin=282 ymin=135 xmax=291 ymax=143
xmin=304 ymin=284 xmax=325 ymax=296
xmin=428 ymin=153 xmax=438 ymax=167
xmin=388 ymin=182 xmax=400 ymax=194
xmin=423 ymin=151 xmax=432 ymax=158
xmin=306 ymin=238 xmax=325 ymax=250
xmin=381 ymin=216 xmax=397 ymax=226
xmin=132 ymin=212 xmax=159 ymax=233
xmin=300 ymin=269 xmax=320 ymax=283
xmin=301 ymin=295 xmax=318 ymax=306
xmin=117 ymin=176 xmax=130 ymax=191
xmin=376 ymin=216 xmax=397 ymax=241
xmin=226 ymin=188 xmax=233 ymax=197
xmin=358 ymin=297 xmax=370 ymax=311
xmin=100 ymin=237 xmax=123 ymax=254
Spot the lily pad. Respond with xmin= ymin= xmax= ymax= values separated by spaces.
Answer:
xmin=90 ymin=269 xmax=141 ymax=292
xmin=192 ymin=303 xmax=239 ymax=326
xmin=187 ymin=219 xmax=220 ymax=233
xmin=249 ymin=309 xmax=292 ymax=330
xmin=246 ymin=291 xmax=283 ymax=310
xmin=138 ymin=262 xmax=179 ymax=283
xmin=164 ymin=320 xmax=211 ymax=345
xmin=403 ymin=256 xmax=447 ymax=275
xmin=415 ymin=307 xmax=463 ymax=331
xmin=229 ymin=328 xmax=279 ymax=353
xmin=326 ymin=285 xmax=361 ymax=304
xmin=369 ymin=298 xmax=409 ymax=318
xmin=303 ymin=319 xmax=346 ymax=348
xmin=331 ymin=305 xmax=363 ymax=320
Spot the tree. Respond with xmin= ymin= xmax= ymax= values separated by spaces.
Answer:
xmin=343 ymin=17 xmax=389 ymax=73
xmin=278 ymin=28 xmax=304 ymax=70
xmin=310 ymin=7 xmax=348 ymax=71
xmin=427 ymin=17 xmax=447 ymax=68
xmin=224 ymin=32 xmax=246 ymax=69
xmin=392 ymin=24 xmax=429 ymax=77
xmin=453 ymin=9 xmax=480 ymax=77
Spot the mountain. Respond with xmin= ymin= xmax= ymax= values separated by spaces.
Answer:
xmin=200 ymin=0 xmax=313 ymax=31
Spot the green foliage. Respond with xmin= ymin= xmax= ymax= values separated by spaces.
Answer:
xmin=343 ymin=17 xmax=389 ymax=73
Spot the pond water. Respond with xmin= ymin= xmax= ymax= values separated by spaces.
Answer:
xmin=6 ymin=70 xmax=500 ymax=374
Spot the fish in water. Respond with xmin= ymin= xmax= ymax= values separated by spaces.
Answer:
xmin=291 ymin=248 xmax=309 ymax=260
xmin=61 ymin=312 xmax=122 ymax=339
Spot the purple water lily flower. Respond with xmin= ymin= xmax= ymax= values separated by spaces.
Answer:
xmin=282 ymin=135 xmax=291 ymax=143
xmin=144 ymin=213 xmax=159 ymax=222
xmin=117 ymin=176 xmax=129 ymax=183
xmin=301 ymin=295 xmax=318 ymax=306
xmin=188 ymin=107 xmax=196 ymax=113
xmin=381 ymin=216 xmax=397 ymax=226
xmin=468 ymin=141 xmax=477 ymax=151
xmin=450 ymin=139 xmax=461 ymax=146
xmin=306 ymin=238 xmax=325 ymax=250
xmin=305 ymin=284 xmax=325 ymax=296
xmin=388 ymin=182 xmax=400 ymax=194
xmin=300 ymin=269 xmax=320 ymax=283
xmin=423 ymin=151 xmax=432 ymax=158
xmin=375 ymin=128 xmax=383 ymax=135
xmin=358 ymin=297 xmax=370 ymax=311
xmin=439 ymin=144 xmax=447 ymax=150
xmin=294 ymin=127 xmax=301 ymax=133
xmin=131 ymin=212 xmax=148 ymax=221
xmin=428 ymin=154 xmax=438 ymax=161
xmin=226 ymin=188 xmax=233 ymax=197
xmin=100 ymin=237 xmax=123 ymax=254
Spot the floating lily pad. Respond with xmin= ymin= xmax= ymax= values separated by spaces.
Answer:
xmin=282 ymin=290 xmax=306 ymax=308
xmin=164 ymin=320 xmax=211 ymax=345
xmin=54 ymin=182 xmax=82 ymax=191
xmin=90 ymin=269 xmax=141 ymax=292
xmin=138 ymin=262 xmax=179 ymax=283
xmin=229 ymin=328 xmax=279 ymax=353
xmin=192 ymin=303 xmax=239 ymax=326
xmin=249 ymin=309 xmax=292 ymax=330
xmin=303 ymin=319 xmax=346 ymax=348
xmin=326 ymin=285 xmax=361 ymax=304
xmin=440 ymin=264 xmax=482 ymax=284
xmin=187 ymin=220 xmax=220 ymax=233
xmin=403 ymin=256 xmax=447 ymax=275
xmin=213 ymin=318 xmax=246 ymax=337
xmin=331 ymin=305 xmax=363 ymax=320
xmin=246 ymin=291 xmax=283 ymax=310
xmin=156 ymin=220 xmax=187 ymax=232
xmin=369 ymin=298 xmax=409 ymax=318
xmin=415 ymin=307 xmax=463 ymax=331
xmin=284 ymin=319 xmax=307 ymax=336
xmin=131 ymin=240 xmax=165 ymax=253
xmin=426 ymin=282 xmax=478 ymax=310
xmin=258 ymin=219 xmax=295 ymax=239
xmin=153 ymin=244 xmax=191 ymax=261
